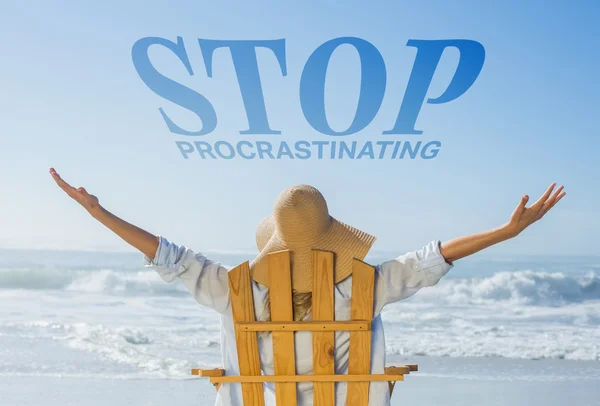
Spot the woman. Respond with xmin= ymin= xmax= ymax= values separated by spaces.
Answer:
xmin=49 ymin=168 xmax=565 ymax=406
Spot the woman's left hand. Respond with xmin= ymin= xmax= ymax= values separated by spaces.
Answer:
xmin=505 ymin=183 xmax=566 ymax=237
xmin=440 ymin=183 xmax=567 ymax=264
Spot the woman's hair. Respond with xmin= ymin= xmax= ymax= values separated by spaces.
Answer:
xmin=259 ymin=290 xmax=312 ymax=323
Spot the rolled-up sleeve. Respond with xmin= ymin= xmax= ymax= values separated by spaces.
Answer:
xmin=143 ymin=236 xmax=230 ymax=314
xmin=373 ymin=240 xmax=453 ymax=314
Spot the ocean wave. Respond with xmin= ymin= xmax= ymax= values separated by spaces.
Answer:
xmin=1 ymin=268 xmax=599 ymax=307
xmin=0 ymin=268 xmax=186 ymax=296
xmin=413 ymin=270 xmax=600 ymax=306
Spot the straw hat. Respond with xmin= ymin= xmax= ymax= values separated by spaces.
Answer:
xmin=250 ymin=185 xmax=376 ymax=293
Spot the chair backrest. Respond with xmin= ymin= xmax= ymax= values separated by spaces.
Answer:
xmin=194 ymin=249 xmax=407 ymax=406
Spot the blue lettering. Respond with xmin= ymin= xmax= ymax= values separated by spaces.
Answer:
xmin=198 ymin=39 xmax=287 ymax=135
xmin=300 ymin=37 xmax=386 ymax=136
xmin=277 ymin=142 xmax=294 ymax=159
xmin=194 ymin=141 xmax=217 ymax=159
xmin=398 ymin=141 xmax=422 ymax=159
xmin=175 ymin=141 xmax=195 ymax=159
xmin=384 ymin=39 xmax=485 ymax=135
xmin=132 ymin=37 xmax=217 ymax=135
xmin=357 ymin=141 xmax=375 ymax=159
xmin=256 ymin=141 xmax=275 ymax=159
xmin=236 ymin=141 xmax=256 ymax=159
xmin=214 ymin=141 xmax=235 ymax=159
xmin=421 ymin=141 xmax=441 ymax=159
xmin=294 ymin=141 xmax=311 ymax=159
xmin=339 ymin=141 xmax=357 ymax=159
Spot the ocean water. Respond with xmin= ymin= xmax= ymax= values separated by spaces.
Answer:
xmin=0 ymin=248 xmax=599 ymax=383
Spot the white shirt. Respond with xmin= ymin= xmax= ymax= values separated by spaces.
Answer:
xmin=144 ymin=237 xmax=453 ymax=406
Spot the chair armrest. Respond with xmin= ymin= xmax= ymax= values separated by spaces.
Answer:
xmin=191 ymin=368 xmax=225 ymax=377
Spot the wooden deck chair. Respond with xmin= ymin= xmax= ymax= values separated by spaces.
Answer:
xmin=192 ymin=250 xmax=418 ymax=405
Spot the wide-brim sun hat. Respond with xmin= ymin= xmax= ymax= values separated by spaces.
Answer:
xmin=250 ymin=184 xmax=376 ymax=293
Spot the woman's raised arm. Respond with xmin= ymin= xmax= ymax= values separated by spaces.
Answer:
xmin=49 ymin=168 xmax=159 ymax=259
xmin=439 ymin=183 xmax=566 ymax=264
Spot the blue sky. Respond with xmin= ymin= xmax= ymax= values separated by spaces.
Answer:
xmin=1 ymin=1 xmax=598 ymax=256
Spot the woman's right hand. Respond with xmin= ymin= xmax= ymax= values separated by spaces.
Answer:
xmin=49 ymin=168 xmax=101 ymax=215
xmin=49 ymin=167 xmax=159 ymax=258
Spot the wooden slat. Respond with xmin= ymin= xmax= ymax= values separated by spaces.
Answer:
xmin=312 ymin=250 xmax=336 ymax=406
xmin=384 ymin=366 xmax=410 ymax=375
xmin=346 ymin=259 xmax=376 ymax=406
xmin=237 ymin=320 xmax=370 ymax=332
xmin=209 ymin=374 xmax=405 ymax=384
xmin=229 ymin=262 xmax=265 ymax=406
xmin=191 ymin=368 xmax=224 ymax=392
xmin=389 ymin=381 xmax=396 ymax=396
xmin=386 ymin=364 xmax=416 ymax=396
xmin=191 ymin=368 xmax=225 ymax=377
xmin=268 ymin=250 xmax=297 ymax=406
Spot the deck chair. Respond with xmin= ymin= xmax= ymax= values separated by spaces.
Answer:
xmin=192 ymin=250 xmax=418 ymax=405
